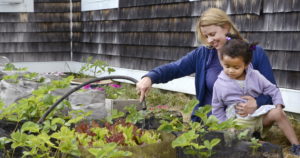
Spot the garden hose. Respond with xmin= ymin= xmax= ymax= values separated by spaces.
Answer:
xmin=37 ymin=75 xmax=146 ymax=124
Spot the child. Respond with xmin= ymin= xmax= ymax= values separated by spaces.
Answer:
xmin=211 ymin=34 xmax=300 ymax=155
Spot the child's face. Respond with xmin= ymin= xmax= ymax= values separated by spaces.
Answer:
xmin=221 ymin=55 xmax=248 ymax=80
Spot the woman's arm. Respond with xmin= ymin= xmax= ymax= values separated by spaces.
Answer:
xmin=145 ymin=47 xmax=202 ymax=84
xmin=137 ymin=47 xmax=204 ymax=102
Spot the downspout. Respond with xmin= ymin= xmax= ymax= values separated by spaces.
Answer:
xmin=70 ymin=0 xmax=73 ymax=61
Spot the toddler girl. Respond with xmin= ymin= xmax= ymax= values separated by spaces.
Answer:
xmin=212 ymin=34 xmax=300 ymax=156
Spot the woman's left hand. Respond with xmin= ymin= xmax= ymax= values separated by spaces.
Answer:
xmin=235 ymin=96 xmax=258 ymax=117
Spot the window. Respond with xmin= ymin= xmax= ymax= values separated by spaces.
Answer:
xmin=81 ymin=0 xmax=119 ymax=11
xmin=0 ymin=0 xmax=33 ymax=12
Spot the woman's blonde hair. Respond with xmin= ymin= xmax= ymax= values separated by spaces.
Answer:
xmin=196 ymin=8 xmax=244 ymax=46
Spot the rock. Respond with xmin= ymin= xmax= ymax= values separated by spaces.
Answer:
xmin=0 ymin=80 xmax=39 ymax=107
xmin=105 ymin=98 xmax=142 ymax=114
xmin=69 ymin=90 xmax=107 ymax=120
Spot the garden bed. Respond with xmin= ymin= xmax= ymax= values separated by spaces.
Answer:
xmin=0 ymin=62 xmax=299 ymax=158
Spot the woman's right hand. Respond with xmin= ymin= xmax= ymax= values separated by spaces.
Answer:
xmin=136 ymin=77 xmax=152 ymax=102
xmin=235 ymin=96 xmax=257 ymax=116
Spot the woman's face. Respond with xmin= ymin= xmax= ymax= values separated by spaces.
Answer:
xmin=200 ymin=25 xmax=229 ymax=51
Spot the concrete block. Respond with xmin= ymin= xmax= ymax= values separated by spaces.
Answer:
xmin=105 ymin=99 xmax=142 ymax=114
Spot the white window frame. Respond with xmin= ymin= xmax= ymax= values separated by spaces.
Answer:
xmin=81 ymin=0 xmax=119 ymax=11
xmin=0 ymin=0 xmax=33 ymax=12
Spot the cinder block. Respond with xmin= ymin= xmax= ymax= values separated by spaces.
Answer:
xmin=105 ymin=99 xmax=142 ymax=114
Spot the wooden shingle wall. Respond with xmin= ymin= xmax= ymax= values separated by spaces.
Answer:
xmin=73 ymin=0 xmax=195 ymax=70
xmin=237 ymin=0 xmax=300 ymax=90
xmin=0 ymin=0 xmax=81 ymax=62
xmin=0 ymin=0 xmax=298 ymax=90
xmin=74 ymin=0 xmax=300 ymax=90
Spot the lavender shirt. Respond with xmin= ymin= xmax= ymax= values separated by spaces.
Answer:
xmin=212 ymin=66 xmax=284 ymax=122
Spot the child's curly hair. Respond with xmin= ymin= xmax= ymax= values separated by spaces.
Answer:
xmin=220 ymin=33 xmax=258 ymax=65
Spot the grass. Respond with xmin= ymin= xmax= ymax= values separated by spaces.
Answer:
xmin=118 ymin=83 xmax=195 ymax=122
xmin=118 ymin=83 xmax=195 ymax=108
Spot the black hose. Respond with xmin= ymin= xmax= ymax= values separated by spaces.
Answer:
xmin=37 ymin=75 xmax=143 ymax=124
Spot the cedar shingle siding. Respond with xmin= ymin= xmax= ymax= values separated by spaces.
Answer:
xmin=0 ymin=0 xmax=299 ymax=90
xmin=0 ymin=0 xmax=80 ymax=61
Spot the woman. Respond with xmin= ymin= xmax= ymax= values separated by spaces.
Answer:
xmin=136 ymin=8 xmax=275 ymax=122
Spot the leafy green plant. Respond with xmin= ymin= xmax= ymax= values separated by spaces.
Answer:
xmin=182 ymin=99 xmax=199 ymax=114
xmin=237 ymin=129 xmax=251 ymax=140
xmin=193 ymin=105 xmax=241 ymax=131
xmin=172 ymin=129 xmax=220 ymax=158
xmin=105 ymin=109 xmax=125 ymax=124
xmin=8 ymin=121 xmax=56 ymax=158
xmin=3 ymin=63 xmax=27 ymax=71
xmin=124 ymin=105 xmax=148 ymax=124
xmin=23 ymin=72 xmax=45 ymax=82
xmin=171 ymin=129 xmax=200 ymax=149
xmin=0 ymin=76 xmax=74 ymax=122
xmin=78 ymin=56 xmax=115 ymax=78
xmin=2 ymin=72 xmax=45 ymax=84
xmin=103 ymin=84 xmax=124 ymax=99
xmin=158 ymin=118 xmax=188 ymax=133
xmin=250 ymin=137 xmax=262 ymax=155
xmin=2 ymin=74 xmax=19 ymax=83
xmin=0 ymin=110 xmax=94 ymax=157
xmin=88 ymin=143 xmax=132 ymax=158
xmin=158 ymin=105 xmax=244 ymax=158
xmin=51 ymin=126 xmax=82 ymax=156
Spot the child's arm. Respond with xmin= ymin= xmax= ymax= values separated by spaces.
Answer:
xmin=257 ymin=72 xmax=285 ymax=106
xmin=212 ymin=85 xmax=227 ymax=122
xmin=252 ymin=46 xmax=276 ymax=107
xmin=276 ymin=104 xmax=284 ymax=109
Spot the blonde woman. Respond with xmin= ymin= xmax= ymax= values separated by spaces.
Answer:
xmin=136 ymin=8 xmax=275 ymax=123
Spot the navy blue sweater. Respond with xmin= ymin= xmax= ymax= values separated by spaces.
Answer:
xmin=145 ymin=46 xmax=276 ymax=122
